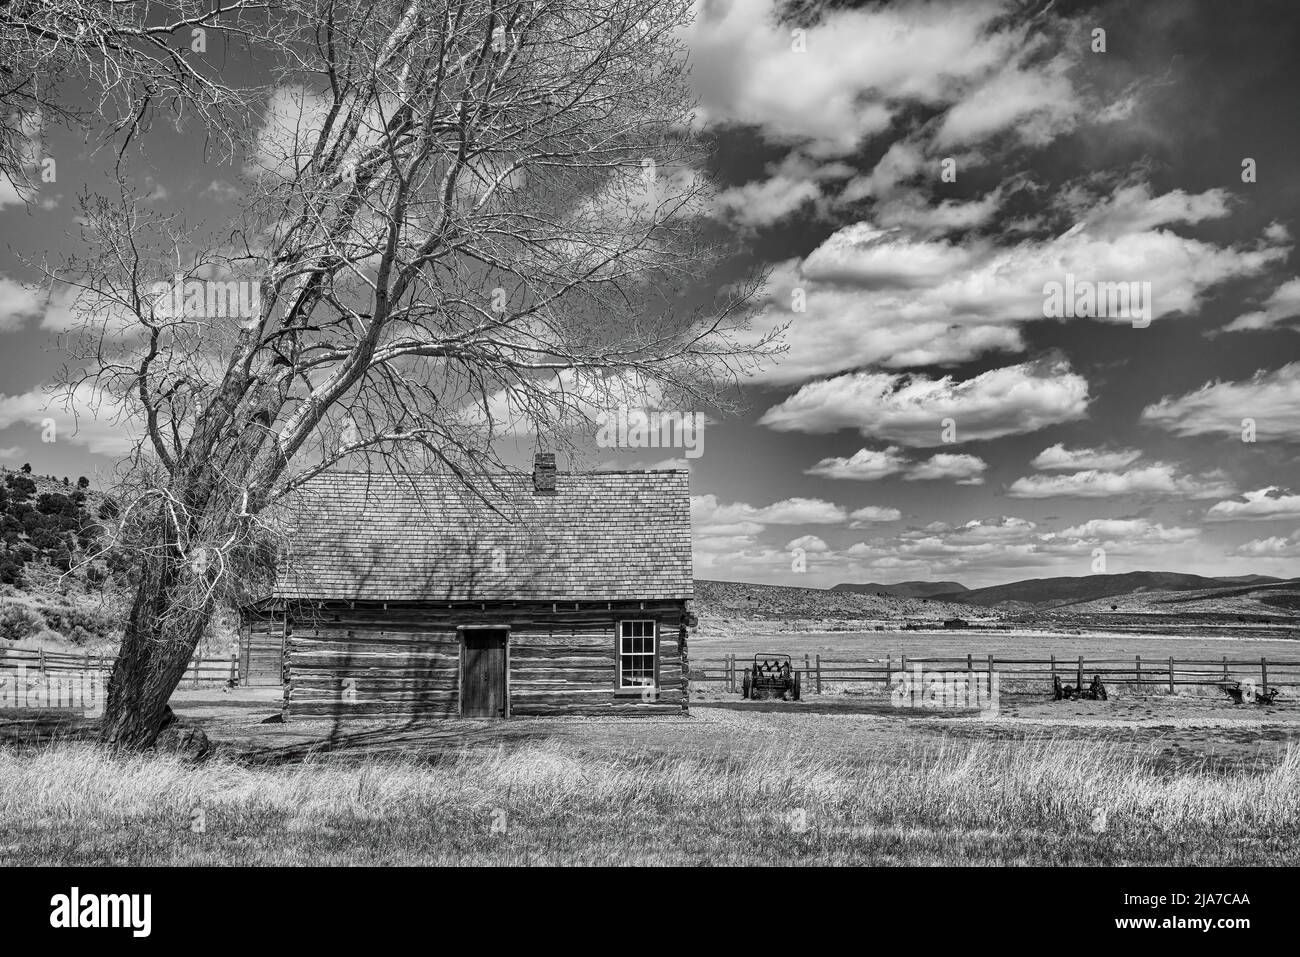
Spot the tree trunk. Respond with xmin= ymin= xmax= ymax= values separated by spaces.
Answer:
xmin=98 ymin=546 xmax=214 ymax=749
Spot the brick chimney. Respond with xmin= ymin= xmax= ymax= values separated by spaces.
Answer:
xmin=532 ymin=452 xmax=556 ymax=493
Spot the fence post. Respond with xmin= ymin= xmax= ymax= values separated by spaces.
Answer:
xmin=815 ymin=654 xmax=822 ymax=694
xmin=1261 ymin=657 xmax=1269 ymax=697
xmin=38 ymin=647 xmax=45 ymax=675
xmin=230 ymin=652 xmax=238 ymax=685
xmin=1168 ymin=656 xmax=1174 ymax=694
xmin=1050 ymin=654 xmax=1055 ymax=679
xmin=726 ymin=654 xmax=733 ymax=693
xmin=1223 ymin=656 xmax=1228 ymax=681
xmin=1135 ymin=655 xmax=1141 ymax=689
xmin=193 ymin=655 xmax=200 ymax=689
xmin=1076 ymin=655 xmax=1083 ymax=689
xmin=884 ymin=654 xmax=891 ymax=688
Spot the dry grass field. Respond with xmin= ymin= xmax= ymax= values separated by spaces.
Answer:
xmin=2 ymin=667 xmax=1299 ymax=865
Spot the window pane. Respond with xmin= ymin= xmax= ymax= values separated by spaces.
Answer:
xmin=618 ymin=621 xmax=656 ymax=689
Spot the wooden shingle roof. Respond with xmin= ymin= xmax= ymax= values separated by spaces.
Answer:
xmin=272 ymin=469 xmax=693 ymax=602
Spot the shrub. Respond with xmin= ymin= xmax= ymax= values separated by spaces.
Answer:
xmin=6 ymin=475 xmax=35 ymax=500
xmin=39 ymin=603 xmax=115 ymax=645
xmin=0 ymin=601 xmax=42 ymax=642
xmin=31 ymin=628 xmax=64 ymax=646
xmin=36 ymin=493 xmax=70 ymax=515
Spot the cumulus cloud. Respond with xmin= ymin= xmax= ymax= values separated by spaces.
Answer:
xmin=903 ymin=453 xmax=988 ymax=484
xmin=713 ymin=174 xmax=820 ymax=228
xmin=739 ymin=183 xmax=1285 ymax=384
xmin=1235 ymin=529 xmax=1300 ymax=558
xmin=690 ymin=493 xmax=858 ymax=580
xmin=845 ymin=516 xmax=1050 ymax=578
xmin=799 ymin=222 xmax=983 ymax=285
xmin=1141 ymin=363 xmax=1300 ymax=440
xmin=806 ymin=447 xmax=984 ymax=485
xmin=805 ymin=446 xmax=909 ymax=480
xmin=1076 ymin=183 xmax=1233 ymax=238
xmin=786 ymin=534 xmax=830 ymax=553
xmin=1007 ymin=464 xmax=1235 ymax=499
xmin=0 ymin=277 xmax=43 ymax=332
xmin=849 ymin=506 xmax=902 ymax=525
xmin=1206 ymin=487 xmax=1300 ymax=522
xmin=1057 ymin=518 xmax=1200 ymax=545
xmin=872 ymin=190 xmax=1006 ymax=236
xmin=710 ymin=152 xmax=850 ymax=228
xmin=1221 ymin=277 xmax=1300 ymax=333
xmin=921 ymin=516 xmax=1039 ymax=544
xmin=1030 ymin=443 xmax=1143 ymax=471
xmin=691 ymin=494 xmax=848 ymax=530
xmin=932 ymin=52 xmax=1082 ymax=149
xmin=762 ymin=358 xmax=1089 ymax=446
xmin=684 ymin=0 xmax=1061 ymax=158
xmin=0 ymin=384 xmax=136 ymax=456
xmin=202 ymin=180 xmax=244 ymax=202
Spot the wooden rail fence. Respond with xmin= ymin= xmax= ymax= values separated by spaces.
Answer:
xmin=0 ymin=647 xmax=239 ymax=688
xmin=698 ymin=653 xmax=1300 ymax=696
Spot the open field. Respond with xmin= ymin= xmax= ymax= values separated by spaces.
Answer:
xmin=691 ymin=627 xmax=1300 ymax=663
xmin=2 ymin=674 xmax=1300 ymax=865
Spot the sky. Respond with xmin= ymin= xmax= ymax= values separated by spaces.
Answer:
xmin=2 ymin=0 xmax=1300 ymax=589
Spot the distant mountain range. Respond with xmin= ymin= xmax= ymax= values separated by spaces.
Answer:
xmin=832 ymin=571 xmax=1288 ymax=608
xmin=693 ymin=579 xmax=982 ymax=631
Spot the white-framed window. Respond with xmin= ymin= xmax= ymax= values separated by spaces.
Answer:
xmin=618 ymin=620 xmax=657 ymax=690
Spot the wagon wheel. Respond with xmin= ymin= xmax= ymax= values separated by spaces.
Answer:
xmin=742 ymin=670 xmax=751 ymax=699
xmin=793 ymin=671 xmax=802 ymax=701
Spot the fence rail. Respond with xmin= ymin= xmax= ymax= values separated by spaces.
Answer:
xmin=0 ymin=647 xmax=238 ymax=688
xmin=695 ymin=653 xmax=1300 ymax=696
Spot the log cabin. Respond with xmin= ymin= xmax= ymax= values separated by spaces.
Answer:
xmin=240 ymin=454 xmax=693 ymax=718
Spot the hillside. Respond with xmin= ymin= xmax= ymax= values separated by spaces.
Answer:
xmin=830 ymin=580 xmax=968 ymax=598
xmin=930 ymin=571 xmax=1259 ymax=608
xmin=0 ymin=465 xmax=122 ymax=652
xmin=692 ymin=579 xmax=989 ymax=635
xmin=0 ymin=466 xmax=113 ymax=585
xmin=1058 ymin=577 xmax=1300 ymax=619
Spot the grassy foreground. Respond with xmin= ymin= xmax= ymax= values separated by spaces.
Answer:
xmin=2 ymin=737 xmax=1298 ymax=865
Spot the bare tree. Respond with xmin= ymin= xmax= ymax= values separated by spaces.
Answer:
xmin=1 ymin=0 xmax=274 ymax=201
xmin=43 ymin=0 xmax=778 ymax=748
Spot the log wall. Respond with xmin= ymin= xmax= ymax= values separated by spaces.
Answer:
xmin=275 ymin=600 xmax=690 ymax=719
xmin=240 ymin=607 xmax=288 ymax=687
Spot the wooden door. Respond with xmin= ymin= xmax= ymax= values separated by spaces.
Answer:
xmin=461 ymin=629 xmax=508 ymax=717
